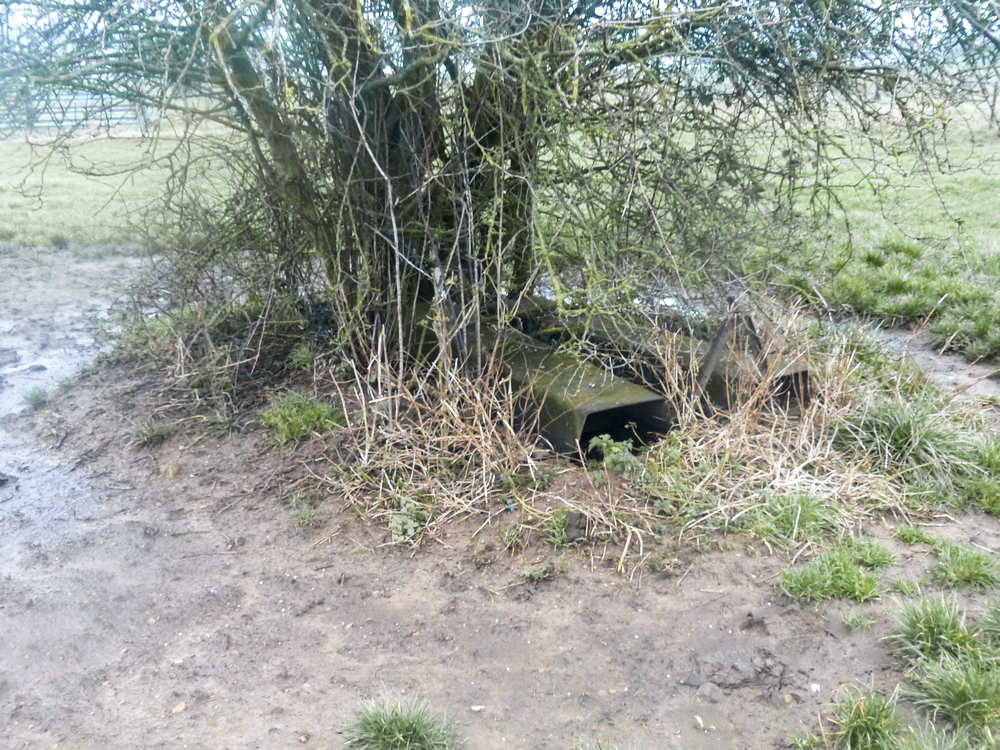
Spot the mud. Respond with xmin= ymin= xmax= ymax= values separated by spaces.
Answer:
xmin=1 ymin=243 xmax=998 ymax=749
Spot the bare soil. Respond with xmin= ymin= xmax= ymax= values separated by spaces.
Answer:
xmin=2 ymin=243 xmax=1000 ymax=750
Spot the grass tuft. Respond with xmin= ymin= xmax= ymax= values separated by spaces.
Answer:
xmin=908 ymin=654 xmax=1000 ymax=733
xmin=780 ymin=543 xmax=885 ymax=603
xmin=931 ymin=541 xmax=1000 ymax=591
xmin=260 ymin=392 xmax=342 ymax=444
xmin=343 ymin=694 xmax=463 ymax=750
xmin=829 ymin=685 xmax=900 ymax=750
xmin=888 ymin=597 xmax=983 ymax=668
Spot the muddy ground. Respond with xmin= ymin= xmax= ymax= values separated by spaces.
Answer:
xmin=2 ymin=243 xmax=999 ymax=750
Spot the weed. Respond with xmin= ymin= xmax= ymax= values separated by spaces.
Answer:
xmin=888 ymin=597 xmax=983 ymax=668
xmin=847 ymin=539 xmax=898 ymax=569
xmin=288 ymin=343 xmax=316 ymax=371
xmin=740 ymin=492 xmax=840 ymax=550
xmin=260 ymin=392 xmax=342 ymax=444
xmin=908 ymin=654 xmax=1000 ymax=734
xmin=343 ymin=693 xmax=463 ymax=750
xmin=589 ymin=433 xmax=642 ymax=477
xmin=781 ymin=546 xmax=883 ymax=603
xmin=982 ymin=599 xmax=1000 ymax=647
xmin=897 ymin=525 xmax=936 ymax=546
xmin=289 ymin=491 xmax=322 ymax=530
xmin=22 ymin=386 xmax=49 ymax=408
xmin=829 ymin=685 xmax=900 ymax=750
xmin=545 ymin=507 xmax=570 ymax=548
xmin=890 ymin=579 xmax=921 ymax=597
xmin=520 ymin=561 xmax=558 ymax=583
xmin=836 ymin=396 xmax=976 ymax=484
xmin=389 ymin=497 xmax=429 ymax=543
xmin=843 ymin=609 xmax=878 ymax=631
xmin=499 ymin=523 xmax=527 ymax=554
xmin=931 ymin=541 xmax=1000 ymax=591
xmin=130 ymin=416 xmax=175 ymax=447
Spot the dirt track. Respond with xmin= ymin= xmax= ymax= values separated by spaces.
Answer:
xmin=2 ymin=243 xmax=999 ymax=749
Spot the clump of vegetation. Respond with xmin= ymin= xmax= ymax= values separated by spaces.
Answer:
xmin=896 ymin=525 xmax=936 ymax=546
xmin=828 ymin=685 xmax=900 ymax=750
xmin=130 ymin=416 xmax=176 ymax=447
xmin=260 ymin=392 xmax=341 ymax=444
xmin=343 ymin=694 xmax=463 ymax=750
xmin=288 ymin=491 xmax=323 ymax=530
xmin=389 ymin=497 xmax=430 ymax=543
xmin=888 ymin=597 xmax=983 ymax=668
xmin=781 ymin=540 xmax=895 ymax=603
xmin=930 ymin=541 xmax=1000 ymax=591
xmin=22 ymin=386 xmax=49 ymax=408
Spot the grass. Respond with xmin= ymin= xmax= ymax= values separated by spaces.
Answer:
xmin=829 ymin=685 xmax=901 ymax=750
xmin=343 ymin=694 xmax=463 ymax=750
xmin=21 ymin=386 xmax=49 ymax=408
xmin=908 ymin=654 xmax=1000 ymax=734
xmin=0 ymin=133 xmax=230 ymax=247
xmin=260 ymin=392 xmax=342 ymax=444
xmin=931 ymin=541 xmax=1000 ymax=591
xmin=888 ymin=597 xmax=984 ymax=668
xmin=780 ymin=541 xmax=893 ymax=603
xmin=288 ymin=491 xmax=323 ymax=530
xmin=897 ymin=525 xmax=937 ymax=546
xmin=766 ymin=115 xmax=1000 ymax=361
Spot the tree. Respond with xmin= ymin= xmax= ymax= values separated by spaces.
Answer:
xmin=2 ymin=0 xmax=999 ymax=371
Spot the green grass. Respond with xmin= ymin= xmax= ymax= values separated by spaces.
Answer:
xmin=343 ymin=694 xmax=463 ymax=750
xmin=829 ymin=685 xmax=900 ymax=750
xmin=889 ymin=597 xmax=984 ymax=668
xmin=764 ymin=118 xmax=1000 ymax=361
xmin=896 ymin=525 xmax=937 ymax=546
xmin=0 ymin=137 xmax=166 ymax=246
xmin=908 ymin=654 xmax=1000 ymax=734
xmin=780 ymin=542 xmax=890 ymax=603
xmin=288 ymin=491 xmax=322 ymax=530
xmin=21 ymin=386 xmax=49 ymax=408
xmin=260 ymin=392 xmax=342 ymax=444
xmin=738 ymin=492 xmax=841 ymax=550
xmin=931 ymin=541 xmax=1000 ymax=591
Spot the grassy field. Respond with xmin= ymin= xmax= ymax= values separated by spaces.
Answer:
xmin=0 ymin=132 xmax=230 ymax=247
xmin=771 ymin=114 xmax=1000 ymax=360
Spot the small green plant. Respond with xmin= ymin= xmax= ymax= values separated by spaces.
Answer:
xmin=829 ymin=685 xmax=900 ymax=750
xmin=130 ymin=416 xmax=175 ymax=447
xmin=289 ymin=491 xmax=322 ymax=530
xmin=781 ymin=546 xmax=883 ymax=603
xmin=343 ymin=693 xmax=463 ymax=750
xmin=896 ymin=525 xmax=936 ymax=546
xmin=288 ymin=343 xmax=316 ymax=371
xmin=908 ymin=654 xmax=1000 ymax=734
xmin=982 ymin=599 xmax=1000 ymax=646
xmin=931 ymin=541 xmax=1000 ymax=591
xmin=22 ymin=386 xmax=49 ymax=408
xmin=843 ymin=609 xmax=878 ymax=631
xmin=545 ymin=507 xmax=570 ymax=548
xmin=741 ymin=493 xmax=841 ymax=549
xmin=389 ymin=497 xmax=429 ymax=543
xmin=520 ymin=561 xmax=558 ymax=583
xmin=260 ymin=392 xmax=342 ymax=443
xmin=847 ymin=539 xmax=898 ymax=569
xmin=589 ymin=433 xmax=642 ymax=477
xmin=888 ymin=597 xmax=983 ymax=668
xmin=499 ymin=523 xmax=527 ymax=554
